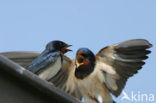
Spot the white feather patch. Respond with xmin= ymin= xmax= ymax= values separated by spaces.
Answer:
xmin=97 ymin=94 xmax=103 ymax=103
xmin=96 ymin=61 xmax=116 ymax=75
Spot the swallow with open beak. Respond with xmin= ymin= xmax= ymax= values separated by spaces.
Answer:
xmin=0 ymin=39 xmax=152 ymax=103
xmin=65 ymin=39 xmax=152 ymax=103
xmin=0 ymin=40 xmax=82 ymax=99
xmin=26 ymin=40 xmax=72 ymax=81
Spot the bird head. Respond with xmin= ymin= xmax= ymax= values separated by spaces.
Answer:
xmin=75 ymin=48 xmax=95 ymax=79
xmin=46 ymin=40 xmax=72 ymax=54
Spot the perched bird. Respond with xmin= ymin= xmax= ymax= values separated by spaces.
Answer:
xmin=65 ymin=39 xmax=152 ymax=103
xmin=0 ymin=40 xmax=72 ymax=88
xmin=26 ymin=40 xmax=72 ymax=81
xmin=0 ymin=39 xmax=152 ymax=103
xmin=0 ymin=40 xmax=81 ymax=99
xmin=0 ymin=40 xmax=82 ymax=99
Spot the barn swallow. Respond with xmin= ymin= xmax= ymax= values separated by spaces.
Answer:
xmin=0 ymin=41 xmax=82 ymax=99
xmin=0 ymin=39 xmax=152 ymax=103
xmin=65 ymin=39 xmax=152 ymax=103
xmin=26 ymin=40 xmax=72 ymax=81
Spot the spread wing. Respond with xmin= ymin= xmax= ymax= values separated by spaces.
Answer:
xmin=0 ymin=51 xmax=82 ymax=99
xmin=95 ymin=39 xmax=152 ymax=97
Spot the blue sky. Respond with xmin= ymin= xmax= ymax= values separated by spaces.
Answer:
xmin=0 ymin=0 xmax=156 ymax=103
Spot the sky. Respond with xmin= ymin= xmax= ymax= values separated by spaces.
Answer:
xmin=0 ymin=0 xmax=156 ymax=103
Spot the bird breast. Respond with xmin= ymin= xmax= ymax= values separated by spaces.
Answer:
xmin=38 ymin=56 xmax=62 ymax=80
xmin=76 ymin=69 xmax=113 ymax=103
xmin=76 ymin=72 xmax=100 ymax=99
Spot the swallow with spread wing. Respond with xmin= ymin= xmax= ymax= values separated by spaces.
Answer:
xmin=0 ymin=39 xmax=152 ymax=103
xmin=65 ymin=39 xmax=152 ymax=103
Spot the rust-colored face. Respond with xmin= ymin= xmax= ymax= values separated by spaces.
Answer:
xmin=75 ymin=51 xmax=91 ymax=70
xmin=75 ymin=48 xmax=95 ymax=79
xmin=61 ymin=45 xmax=72 ymax=54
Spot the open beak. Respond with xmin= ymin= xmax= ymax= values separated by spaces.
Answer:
xmin=66 ymin=45 xmax=72 ymax=51
xmin=61 ymin=45 xmax=72 ymax=54
xmin=75 ymin=60 xmax=83 ymax=68
xmin=75 ymin=60 xmax=79 ymax=68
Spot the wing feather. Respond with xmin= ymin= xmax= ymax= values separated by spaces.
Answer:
xmin=96 ymin=39 xmax=152 ymax=97
xmin=26 ymin=50 xmax=60 ymax=74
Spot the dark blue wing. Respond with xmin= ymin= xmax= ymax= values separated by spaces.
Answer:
xmin=26 ymin=50 xmax=60 ymax=74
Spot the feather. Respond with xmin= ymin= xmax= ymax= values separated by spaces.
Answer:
xmin=96 ymin=39 xmax=152 ymax=97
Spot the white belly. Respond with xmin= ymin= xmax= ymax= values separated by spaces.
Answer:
xmin=38 ymin=57 xmax=62 ymax=80
xmin=77 ymin=74 xmax=98 ymax=97
xmin=76 ymin=72 xmax=113 ymax=103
